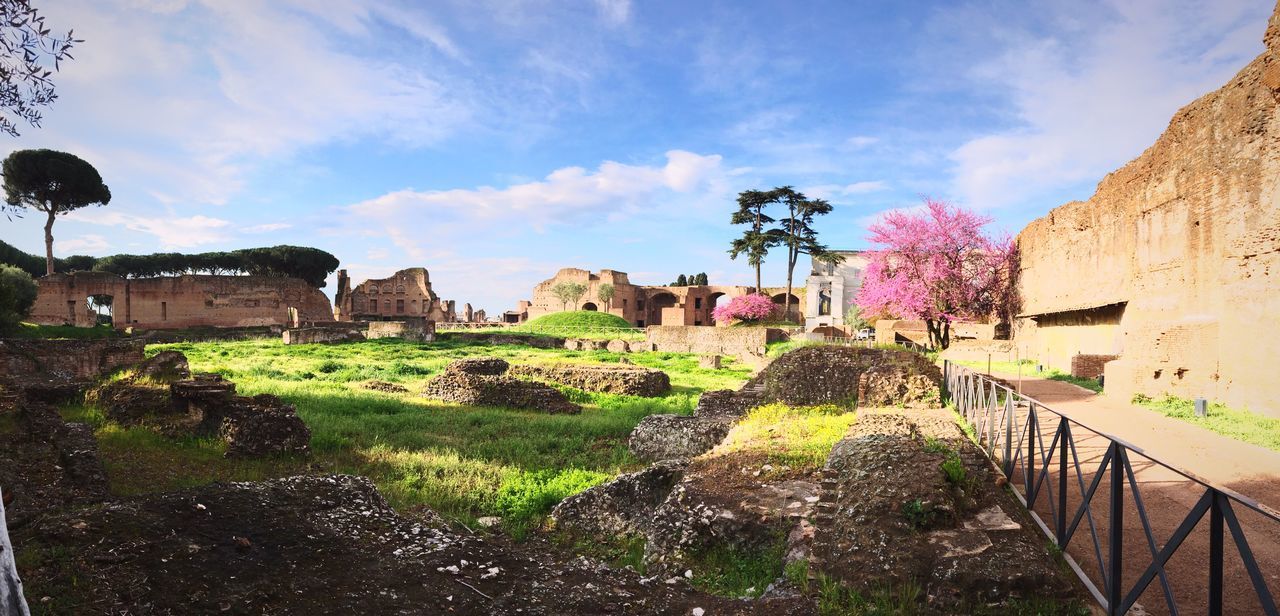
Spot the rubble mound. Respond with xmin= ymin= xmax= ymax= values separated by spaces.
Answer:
xmin=362 ymin=380 xmax=409 ymax=394
xmin=0 ymin=393 xmax=108 ymax=527
xmin=810 ymin=411 xmax=1077 ymax=611
xmin=14 ymin=474 xmax=775 ymax=615
xmin=84 ymin=351 xmax=193 ymax=424
xmin=447 ymin=357 xmax=511 ymax=376
xmin=551 ymin=460 xmax=687 ymax=539
xmin=510 ymin=363 xmax=671 ymax=397
xmin=754 ymin=346 xmax=941 ymax=407
xmin=423 ymin=361 xmax=581 ymax=414
xmin=629 ymin=415 xmax=732 ymax=462
xmin=694 ymin=388 xmax=762 ymax=419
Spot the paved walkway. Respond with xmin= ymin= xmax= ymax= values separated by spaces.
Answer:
xmin=975 ymin=370 xmax=1280 ymax=615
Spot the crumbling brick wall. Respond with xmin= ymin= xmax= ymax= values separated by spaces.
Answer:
xmin=1015 ymin=4 xmax=1280 ymax=413
xmin=1071 ymin=354 xmax=1119 ymax=379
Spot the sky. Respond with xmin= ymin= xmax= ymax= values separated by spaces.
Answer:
xmin=0 ymin=0 xmax=1273 ymax=314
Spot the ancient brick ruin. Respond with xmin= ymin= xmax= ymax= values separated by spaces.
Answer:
xmin=523 ymin=267 xmax=755 ymax=327
xmin=1014 ymin=7 xmax=1280 ymax=412
xmin=27 ymin=271 xmax=334 ymax=330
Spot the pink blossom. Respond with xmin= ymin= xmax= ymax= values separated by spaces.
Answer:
xmin=712 ymin=293 xmax=776 ymax=324
xmin=855 ymin=198 xmax=1017 ymax=331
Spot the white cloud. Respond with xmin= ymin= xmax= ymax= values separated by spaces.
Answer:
xmin=59 ymin=234 xmax=110 ymax=254
xmin=946 ymin=0 xmax=1269 ymax=209
xmin=241 ymin=222 xmax=292 ymax=234
xmin=843 ymin=181 xmax=888 ymax=194
xmin=66 ymin=210 xmax=232 ymax=248
xmin=593 ymin=0 xmax=631 ymax=26
xmin=845 ymin=136 xmax=879 ymax=149
xmin=348 ymin=150 xmax=727 ymax=231
xmin=21 ymin=0 xmax=474 ymax=207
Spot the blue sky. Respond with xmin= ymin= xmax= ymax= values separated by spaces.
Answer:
xmin=1 ymin=0 xmax=1272 ymax=314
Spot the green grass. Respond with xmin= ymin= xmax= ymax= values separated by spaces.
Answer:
xmin=688 ymin=536 xmax=786 ymax=598
xmin=715 ymin=403 xmax=860 ymax=471
xmin=953 ymin=359 xmax=1102 ymax=393
xmin=1132 ymin=393 xmax=1280 ymax=452
xmin=10 ymin=322 xmax=120 ymax=339
xmin=497 ymin=310 xmax=644 ymax=340
xmin=65 ymin=337 xmax=752 ymax=534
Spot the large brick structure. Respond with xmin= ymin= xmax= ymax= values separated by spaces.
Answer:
xmin=1015 ymin=4 xmax=1280 ymax=415
xmin=28 ymin=272 xmax=333 ymax=330
xmin=523 ymin=268 xmax=755 ymax=327
xmin=333 ymin=268 xmax=453 ymax=323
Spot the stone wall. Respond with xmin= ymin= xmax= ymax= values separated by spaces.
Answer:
xmin=1015 ymin=4 xmax=1280 ymax=414
xmin=366 ymin=319 xmax=436 ymax=342
xmin=0 ymin=339 xmax=145 ymax=384
xmin=282 ymin=326 xmax=366 ymax=345
xmin=645 ymin=325 xmax=784 ymax=358
xmin=28 ymin=272 xmax=333 ymax=330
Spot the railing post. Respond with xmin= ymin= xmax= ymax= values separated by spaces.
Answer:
xmin=1108 ymin=443 xmax=1124 ymax=615
xmin=1026 ymin=404 xmax=1036 ymax=499
xmin=1003 ymin=393 xmax=1014 ymax=476
xmin=1209 ymin=491 xmax=1224 ymax=616
xmin=1057 ymin=418 xmax=1069 ymax=545
xmin=941 ymin=360 xmax=950 ymax=405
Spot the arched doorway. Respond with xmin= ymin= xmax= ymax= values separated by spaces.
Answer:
xmin=647 ymin=292 xmax=679 ymax=325
xmin=707 ymin=292 xmax=726 ymax=324
xmin=87 ymin=294 xmax=113 ymax=326
xmin=771 ymin=293 xmax=801 ymax=323
xmin=581 ymin=302 xmax=598 ymax=311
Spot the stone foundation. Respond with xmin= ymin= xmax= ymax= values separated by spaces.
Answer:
xmin=367 ymin=319 xmax=435 ymax=342
xmin=1070 ymin=354 xmax=1119 ymax=379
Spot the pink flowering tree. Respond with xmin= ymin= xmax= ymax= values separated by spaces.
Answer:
xmin=712 ymin=293 xmax=777 ymax=324
xmin=854 ymin=198 xmax=1018 ymax=349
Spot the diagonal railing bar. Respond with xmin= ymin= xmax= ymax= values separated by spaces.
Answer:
xmin=942 ymin=360 xmax=1280 ymax=616
xmin=1122 ymin=447 xmax=1180 ymax=615
xmin=1028 ymin=418 xmax=1064 ymax=531
xmin=1068 ymin=421 xmax=1111 ymax=588
xmin=1219 ymin=496 xmax=1280 ymax=616
xmin=1119 ymin=490 xmax=1213 ymax=614
xmin=1061 ymin=438 xmax=1113 ymax=588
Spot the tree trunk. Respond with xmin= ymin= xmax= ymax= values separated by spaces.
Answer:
xmin=43 ymin=209 xmax=56 ymax=276
xmin=784 ymin=250 xmax=797 ymax=324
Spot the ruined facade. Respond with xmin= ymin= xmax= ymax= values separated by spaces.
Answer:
xmin=524 ymin=268 xmax=755 ymax=327
xmin=803 ymin=250 xmax=869 ymax=333
xmin=28 ymin=272 xmax=334 ymax=330
xmin=1015 ymin=6 xmax=1280 ymax=414
xmin=333 ymin=268 xmax=452 ymax=323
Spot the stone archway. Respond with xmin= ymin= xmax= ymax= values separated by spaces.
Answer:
xmin=707 ymin=292 xmax=726 ymax=324
xmin=647 ymin=292 xmax=679 ymax=326
xmin=87 ymin=294 xmax=114 ymax=326
xmin=582 ymin=302 xmax=598 ymax=311
xmin=771 ymin=292 xmax=801 ymax=323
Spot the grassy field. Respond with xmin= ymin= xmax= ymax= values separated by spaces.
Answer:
xmin=63 ymin=336 xmax=752 ymax=535
xmin=1131 ymin=393 xmax=1280 ymax=452
xmin=461 ymin=310 xmax=646 ymax=341
xmin=951 ymin=359 xmax=1102 ymax=393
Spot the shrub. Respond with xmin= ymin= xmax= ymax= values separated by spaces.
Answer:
xmin=712 ymin=293 xmax=776 ymax=324
xmin=0 ymin=264 xmax=37 ymax=332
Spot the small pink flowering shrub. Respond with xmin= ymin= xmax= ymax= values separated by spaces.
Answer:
xmin=712 ymin=293 xmax=777 ymax=324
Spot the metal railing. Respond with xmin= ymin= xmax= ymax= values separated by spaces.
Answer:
xmin=942 ymin=360 xmax=1279 ymax=615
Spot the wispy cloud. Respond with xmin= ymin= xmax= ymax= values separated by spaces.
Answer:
xmin=66 ymin=210 xmax=232 ymax=248
xmin=241 ymin=222 xmax=292 ymax=234
xmin=942 ymin=0 xmax=1269 ymax=209
xmin=59 ymin=234 xmax=110 ymax=254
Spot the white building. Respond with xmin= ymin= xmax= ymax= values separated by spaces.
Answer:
xmin=804 ymin=250 xmax=869 ymax=333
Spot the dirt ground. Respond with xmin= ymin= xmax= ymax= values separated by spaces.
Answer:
xmin=977 ymin=371 xmax=1280 ymax=615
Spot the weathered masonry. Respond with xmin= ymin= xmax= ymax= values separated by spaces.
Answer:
xmin=333 ymin=268 xmax=453 ymax=323
xmin=28 ymin=272 xmax=335 ymax=330
xmin=524 ymin=268 xmax=755 ymax=327
xmin=1015 ymin=5 xmax=1280 ymax=414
